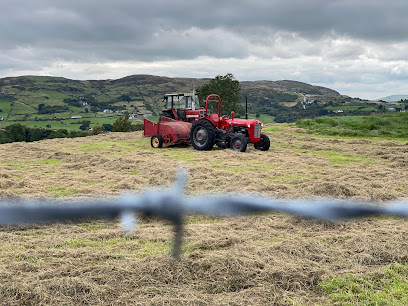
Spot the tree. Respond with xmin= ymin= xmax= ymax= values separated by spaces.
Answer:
xmin=91 ymin=125 xmax=105 ymax=135
xmin=119 ymin=94 xmax=131 ymax=102
xmin=5 ymin=124 xmax=26 ymax=142
xmin=319 ymin=109 xmax=329 ymax=116
xmin=79 ymin=120 xmax=91 ymax=131
xmin=197 ymin=73 xmax=241 ymax=116
xmin=102 ymin=123 xmax=113 ymax=132
xmin=113 ymin=114 xmax=132 ymax=132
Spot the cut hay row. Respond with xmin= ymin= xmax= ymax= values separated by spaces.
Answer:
xmin=0 ymin=128 xmax=407 ymax=304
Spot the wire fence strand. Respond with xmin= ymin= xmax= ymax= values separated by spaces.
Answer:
xmin=0 ymin=168 xmax=407 ymax=259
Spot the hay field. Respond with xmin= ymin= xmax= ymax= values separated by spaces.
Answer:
xmin=0 ymin=128 xmax=407 ymax=305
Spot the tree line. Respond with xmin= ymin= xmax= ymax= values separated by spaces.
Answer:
xmin=0 ymin=115 xmax=144 ymax=144
xmin=0 ymin=124 xmax=88 ymax=144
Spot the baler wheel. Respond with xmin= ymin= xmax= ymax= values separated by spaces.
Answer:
xmin=254 ymin=133 xmax=270 ymax=151
xmin=230 ymin=134 xmax=247 ymax=152
xmin=190 ymin=120 xmax=216 ymax=151
xmin=151 ymin=134 xmax=163 ymax=148
xmin=163 ymin=134 xmax=171 ymax=145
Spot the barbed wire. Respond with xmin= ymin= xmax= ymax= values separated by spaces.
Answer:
xmin=0 ymin=168 xmax=407 ymax=259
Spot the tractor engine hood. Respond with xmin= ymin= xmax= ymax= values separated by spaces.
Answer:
xmin=224 ymin=118 xmax=261 ymax=127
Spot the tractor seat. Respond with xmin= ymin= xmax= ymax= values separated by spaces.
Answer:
xmin=208 ymin=114 xmax=219 ymax=124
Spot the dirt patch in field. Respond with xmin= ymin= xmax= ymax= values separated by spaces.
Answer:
xmin=0 ymin=130 xmax=407 ymax=304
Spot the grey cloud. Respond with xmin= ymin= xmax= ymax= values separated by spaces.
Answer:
xmin=1 ymin=0 xmax=408 ymax=99
xmin=2 ymin=1 xmax=408 ymax=61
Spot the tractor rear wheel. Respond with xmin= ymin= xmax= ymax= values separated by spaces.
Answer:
xmin=254 ymin=133 xmax=270 ymax=151
xmin=190 ymin=120 xmax=216 ymax=151
xmin=230 ymin=134 xmax=247 ymax=152
xmin=151 ymin=134 xmax=163 ymax=148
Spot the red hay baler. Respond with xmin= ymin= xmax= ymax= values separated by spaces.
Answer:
xmin=143 ymin=116 xmax=192 ymax=148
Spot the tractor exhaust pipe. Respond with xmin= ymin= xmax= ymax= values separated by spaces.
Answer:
xmin=245 ymin=95 xmax=248 ymax=119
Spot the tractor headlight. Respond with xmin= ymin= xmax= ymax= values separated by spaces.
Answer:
xmin=247 ymin=124 xmax=250 ymax=128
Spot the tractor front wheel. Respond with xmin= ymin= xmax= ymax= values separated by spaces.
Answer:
xmin=254 ymin=133 xmax=270 ymax=151
xmin=151 ymin=134 xmax=163 ymax=148
xmin=190 ymin=120 xmax=216 ymax=151
xmin=230 ymin=134 xmax=247 ymax=152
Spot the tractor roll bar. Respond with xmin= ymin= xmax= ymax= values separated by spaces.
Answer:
xmin=205 ymin=94 xmax=222 ymax=128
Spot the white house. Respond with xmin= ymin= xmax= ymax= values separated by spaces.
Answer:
xmin=103 ymin=109 xmax=114 ymax=114
xmin=71 ymin=115 xmax=82 ymax=119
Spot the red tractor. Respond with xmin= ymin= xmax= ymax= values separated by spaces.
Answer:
xmin=144 ymin=93 xmax=270 ymax=152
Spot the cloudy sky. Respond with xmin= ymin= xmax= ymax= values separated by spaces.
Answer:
xmin=1 ymin=0 xmax=407 ymax=99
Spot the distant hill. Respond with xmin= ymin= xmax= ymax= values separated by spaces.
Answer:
xmin=375 ymin=95 xmax=408 ymax=102
xmin=0 ymin=74 xmax=374 ymax=126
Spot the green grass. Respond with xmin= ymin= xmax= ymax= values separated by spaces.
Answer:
xmin=80 ymin=224 xmax=110 ymax=231
xmin=0 ymin=159 xmax=61 ymax=169
xmin=59 ymin=237 xmax=173 ymax=258
xmin=319 ymin=264 xmax=408 ymax=305
xmin=165 ymin=149 xmax=196 ymax=162
xmin=311 ymin=150 xmax=372 ymax=165
xmin=9 ymin=102 xmax=36 ymax=114
xmin=0 ymin=100 xmax=12 ymax=118
xmin=75 ymin=140 xmax=148 ymax=153
xmin=247 ymin=113 xmax=275 ymax=124
xmin=47 ymin=187 xmax=78 ymax=198
xmin=262 ymin=124 xmax=291 ymax=133
xmin=266 ymin=174 xmax=311 ymax=184
xmin=325 ymin=105 xmax=361 ymax=111
xmin=185 ymin=214 xmax=223 ymax=224
xmin=60 ymin=236 xmax=135 ymax=248
xmin=261 ymin=236 xmax=280 ymax=243
xmin=296 ymin=113 xmax=408 ymax=139
xmin=213 ymin=160 xmax=276 ymax=173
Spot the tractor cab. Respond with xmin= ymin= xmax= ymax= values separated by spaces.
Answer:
xmin=164 ymin=93 xmax=199 ymax=110
xmin=161 ymin=92 xmax=201 ymax=122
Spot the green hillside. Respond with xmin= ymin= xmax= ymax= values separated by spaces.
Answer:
xmin=0 ymin=74 xmax=399 ymax=129
xmin=0 ymin=75 xmax=207 ymax=130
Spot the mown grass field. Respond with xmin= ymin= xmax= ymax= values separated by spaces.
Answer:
xmin=0 ymin=126 xmax=407 ymax=304
xmin=296 ymin=112 xmax=408 ymax=139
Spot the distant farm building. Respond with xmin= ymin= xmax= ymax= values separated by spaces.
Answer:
xmin=103 ymin=109 xmax=114 ymax=114
xmin=70 ymin=115 xmax=82 ymax=119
